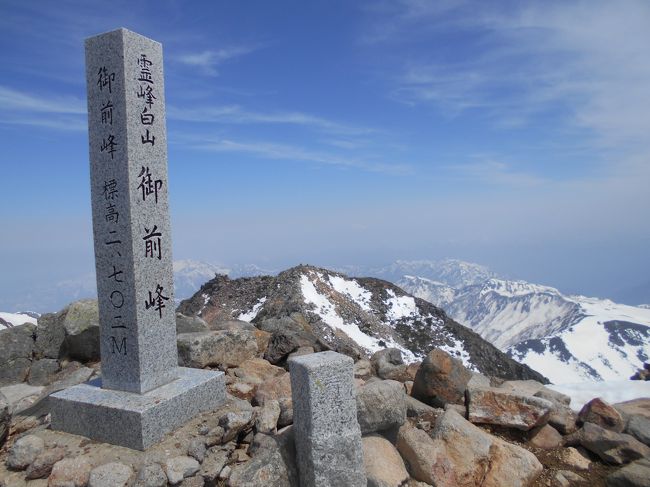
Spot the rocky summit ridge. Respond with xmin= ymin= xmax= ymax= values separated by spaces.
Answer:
xmin=178 ymin=264 xmax=545 ymax=383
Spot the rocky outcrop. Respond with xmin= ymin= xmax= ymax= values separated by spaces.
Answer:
xmin=565 ymin=422 xmax=650 ymax=465
xmin=467 ymin=386 xmax=553 ymax=430
xmin=356 ymin=380 xmax=407 ymax=434
xmin=177 ymin=330 xmax=260 ymax=368
xmin=0 ymin=323 xmax=35 ymax=386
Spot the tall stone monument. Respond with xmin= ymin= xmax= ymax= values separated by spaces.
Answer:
xmin=289 ymin=351 xmax=366 ymax=487
xmin=50 ymin=28 xmax=225 ymax=450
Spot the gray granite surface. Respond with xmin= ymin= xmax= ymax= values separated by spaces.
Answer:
xmin=288 ymin=351 xmax=366 ymax=487
xmin=50 ymin=367 xmax=225 ymax=450
xmin=86 ymin=28 xmax=176 ymax=394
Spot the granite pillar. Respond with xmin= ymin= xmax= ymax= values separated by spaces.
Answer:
xmin=288 ymin=351 xmax=366 ymax=487
xmin=50 ymin=28 xmax=225 ymax=450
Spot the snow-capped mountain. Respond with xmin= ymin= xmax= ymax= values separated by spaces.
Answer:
xmin=396 ymin=261 xmax=650 ymax=385
xmin=173 ymin=260 xmax=231 ymax=301
xmin=370 ymin=259 xmax=496 ymax=289
xmin=178 ymin=264 xmax=545 ymax=382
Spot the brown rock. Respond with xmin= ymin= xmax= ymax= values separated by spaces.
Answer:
xmin=363 ymin=434 xmax=409 ymax=487
xmin=411 ymin=348 xmax=472 ymax=408
xmin=529 ymin=424 xmax=563 ymax=449
xmin=467 ymin=386 xmax=552 ymax=430
xmin=254 ymin=372 xmax=292 ymax=426
xmin=25 ymin=447 xmax=66 ymax=480
xmin=397 ymin=410 xmax=543 ymax=487
xmin=48 ymin=457 xmax=92 ymax=487
xmin=579 ymin=398 xmax=625 ymax=432
xmin=559 ymin=447 xmax=591 ymax=472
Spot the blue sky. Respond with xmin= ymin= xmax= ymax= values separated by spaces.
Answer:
xmin=1 ymin=0 xmax=649 ymax=310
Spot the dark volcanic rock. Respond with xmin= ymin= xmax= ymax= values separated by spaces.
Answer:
xmin=412 ymin=348 xmax=472 ymax=407
xmin=0 ymin=323 xmax=36 ymax=386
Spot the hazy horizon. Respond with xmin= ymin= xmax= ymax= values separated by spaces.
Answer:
xmin=1 ymin=1 xmax=649 ymax=312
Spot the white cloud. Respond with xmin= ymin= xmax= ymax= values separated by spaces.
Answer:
xmin=186 ymin=136 xmax=412 ymax=175
xmin=176 ymin=46 xmax=257 ymax=75
xmin=0 ymin=86 xmax=85 ymax=115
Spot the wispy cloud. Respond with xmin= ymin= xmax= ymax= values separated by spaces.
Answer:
xmin=168 ymin=104 xmax=374 ymax=136
xmin=176 ymin=46 xmax=258 ymax=75
xmin=0 ymin=85 xmax=86 ymax=130
xmin=448 ymin=159 xmax=548 ymax=187
xmin=184 ymin=135 xmax=412 ymax=175
xmin=364 ymin=1 xmax=650 ymax=149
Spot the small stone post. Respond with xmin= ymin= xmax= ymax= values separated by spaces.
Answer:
xmin=288 ymin=351 xmax=366 ymax=487
xmin=50 ymin=28 xmax=225 ymax=450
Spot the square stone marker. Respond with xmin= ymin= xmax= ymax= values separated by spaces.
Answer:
xmin=50 ymin=28 xmax=225 ymax=450
xmin=289 ymin=351 xmax=366 ymax=487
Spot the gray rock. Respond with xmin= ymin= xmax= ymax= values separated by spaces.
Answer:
xmin=0 ymin=323 xmax=36 ymax=386
xmin=176 ymin=313 xmax=209 ymax=334
xmin=199 ymin=447 xmax=230 ymax=484
xmin=34 ymin=312 xmax=65 ymax=360
xmin=88 ymin=462 xmax=133 ymax=487
xmin=606 ymin=457 xmax=650 ymax=487
xmin=412 ymin=348 xmax=472 ymax=408
xmin=27 ymin=358 xmax=60 ymax=386
xmin=533 ymin=387 xmax=571 ymax=406
xmin=548 ymin=404 xmax=578 ymax=434
xmin=6 ymin=434 xmax=44 ymax=470
xmin=626 ymin=414 xmax=650 ymax=447
xmin=187 ymin=438 xmax=207 ymax=463
xmin=405 ymin=395 xmax=443 ymax=423
xmin=466 ymin=372 xmax=491 ymax=390
xmin=165 ymin=456 xmax=200 ymax=485
xmin=177 ymin=330 xmax=258 ymax=368
xmin=25 ymin=447 xmax=66 ymax=480
xmin=60 ymin=299 xmax=100 ymax=362
xmin=0 ymin=392 xmax=10 ymax=447
xmin=219 ymin=410 xmax=255 ymax=443
xmin=467 ymin=386 xmax=553 ymax=430
xmin=256 ymin=399 xmax=281 ymax=434
xmin=565 ymin=422 xmax=650 ymax=465
xmin=356 ymin=380 xmax=407 ymax=434
xmin=229 ymin=430 xmax=299 ymax=487
xmin=262 ymin=321 xmax=320 ymax=365
xmin=371 ymin=348 xmax=408 ymax=381
xmin=134 ymin=463 xmax=168 ymax=487
xmin=179 ymin=476 xmax=204 ymax=487
xmin=354 ymin=359 xmax=373 ymax=379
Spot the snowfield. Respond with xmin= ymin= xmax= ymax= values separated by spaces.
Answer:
xmin=0 ymin=312 xmax=38 ymax=329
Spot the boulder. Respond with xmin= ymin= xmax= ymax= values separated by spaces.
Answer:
xmin=0 ymin=392 xmax=10 ymax=447
xmin=177 ymin=330 xmax=258 ymax=368
xmin=164 ymin=456 xmax=200 ymax=485
xmin=60 ymin=299 xmax=100 ymax=362
xmin=363 ymin=434 xmax=409 ymax=487
xmin=254 ymin=373 xmax=293 ymax=427
xmin=565 ymin=422 xmax=650 ymax=465
xmin=34 ymin=312 xmax=65 ymax=360
xmin=579 ymin=398 xmax=625 ymax=433
xmin=179 ymin=476 xmax=205 ymax=487
xmin=405 ymin=395 xmax=443 ymax=424
xmin=219 ymin=410 xmax=255 ymax=443
xmin=27 ymin=358 xmax=60 ymax=386
xmin=88 ymin=462 xmax=133 ymax=487
xmin=229 ymin=429 xmax=299 ymax=487
xmin=176 ymin=313 xmax=209 ymax=333
xmin=356 ymin=380 xmax=407 ymax=434
xmin=0 ymin=323 xmax=36 ymax=386
xmin=626 ymin=415 xmax=650 ymax=447
xmin=606 ymin=457 xmax=650 ymax=487
xmin=263 ymin=328 xmax=319 ymax=364
xmin=230 ymin=358 xmax=285 ymax=386
xmin=48 ymin=457 xmax=92 ymax=487
xmin=528 ymin=424 xmax=563 ymax=449
xmin=411 ymin=348 xmax=471 ymax=408
xmin=134 ymin=463 xmax=168 ymax=487
xmin=397 ymin=410 xmax=542 ymax=486
xmin=548 ymin=404 xmax=579 ymax=435
xmin=467 ymin=386 xmax=553 ymax=430
xmin=25 ymin=447 xmax=66 ymax=480
xmin=615 ymin=398 xmax=650 ymax=447
xmin=6 ymin=434 xmax=44 ymax=470
xmin=187 ymin=438 xmax=207 ymax=463
xmin=371 ymin=348 xmax=409 ymax=381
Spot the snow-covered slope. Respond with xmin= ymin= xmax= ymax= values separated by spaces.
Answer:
xmin=0 ymin=311 xmax=38 ymax=330
xmin=397 ymin=261 xmax=650 ymax=385
xmin=372 ymin=259 xmax=496 ymax=289
xmin=178 ymin=265 xmax=545 ymax=382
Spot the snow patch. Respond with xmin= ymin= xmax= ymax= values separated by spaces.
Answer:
xmin=385 ymin=289 xmax=418 ymax=320
xmin=0 ymin=312 xmax=38 ymax=329
xmin=328 ymin=275 xmax=372 ymax=311
xmin=237 ymin=297 xmax=267 ymax=322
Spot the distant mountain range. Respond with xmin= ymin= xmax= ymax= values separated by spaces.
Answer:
xmin=390 ymin=260 xmax=650 ymax=384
